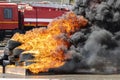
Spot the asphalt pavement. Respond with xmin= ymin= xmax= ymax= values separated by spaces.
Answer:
xmin=0 ymin=73 xmax=120 ymax=80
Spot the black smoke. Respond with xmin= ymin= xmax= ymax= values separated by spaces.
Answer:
xmin=50 ymin=0 xmax=120 ymax=74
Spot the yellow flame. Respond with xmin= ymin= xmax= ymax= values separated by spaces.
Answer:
xmin=11 ymin=12 xmax=88 ymax=73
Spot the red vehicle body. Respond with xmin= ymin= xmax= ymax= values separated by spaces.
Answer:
xmin=0 ymin=2 xmax=70 ymax=40
xmin=0 ymin=3 xmax=18 ymax=30
xmin=23 ymin=5 xmax=69 ymax=27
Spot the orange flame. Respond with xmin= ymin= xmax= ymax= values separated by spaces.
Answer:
xmin=11 ymin=12 xmax=88 ymax=73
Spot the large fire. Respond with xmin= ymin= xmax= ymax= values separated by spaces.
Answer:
xmin=11 ymin=12 xmax=88 ymax=73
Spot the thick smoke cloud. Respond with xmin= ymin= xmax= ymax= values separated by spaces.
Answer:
xmin=49 ymin=0 xmax=120 ymax=74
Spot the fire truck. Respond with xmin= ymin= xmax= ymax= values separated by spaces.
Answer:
xmin=0 ymin=2 xmax=71 ymax=41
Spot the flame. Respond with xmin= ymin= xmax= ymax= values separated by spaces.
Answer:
xmin=11 ymin=12 xmax=88 ymax=73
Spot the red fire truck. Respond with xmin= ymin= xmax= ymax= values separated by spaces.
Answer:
xmin=0 ymin=2 xmax=71 ymax=41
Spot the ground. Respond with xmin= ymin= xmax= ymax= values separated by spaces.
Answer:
xmin=0 ymin=47 xmax=120 ymax=79
xmin=0 ymin=74 xmax=120 ymax=80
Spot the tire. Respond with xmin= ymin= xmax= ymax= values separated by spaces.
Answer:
xmin=12 ymin=48 xmax=24 ymax=58
xmin=19 ymin=53 xmax=34 ymax=62
xmin=6 ymin=40 xmax=22 ymax=50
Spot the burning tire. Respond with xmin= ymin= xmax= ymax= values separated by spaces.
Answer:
xmin=19 ymin=53 xmax=34 ymax=62
xmin=6 ymin=40 xmax=22 ymax=50
xmin=12 ymin=48 xmax=24 ymax=58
